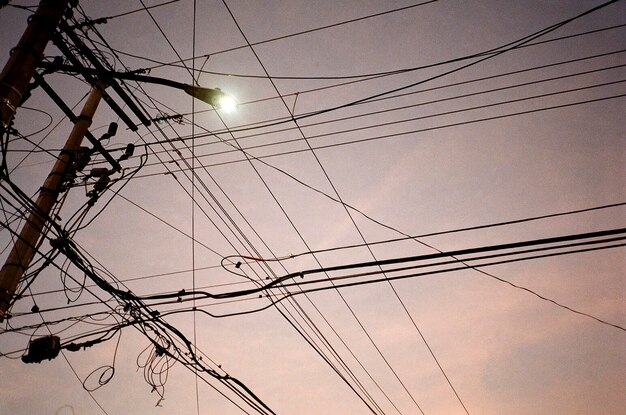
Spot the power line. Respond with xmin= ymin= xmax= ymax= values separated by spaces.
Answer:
xmin=225 ymin=231 xmax=626 ymax=332
xmin=81 ymin=0 xmax=181 ymax=23
xmin=97 ymin=0 xmax=623 ymax=141
xmin=81 ymin=24 xmax=622 ymax=137
xmin=15 ymin=201 xmax=626 ymax=301
xmin=265 ymin=0 xmax=623 ymax=132
xmin=4 ymin=1 xmax=623 ymax=413
xmin=119 ymin=11 xmax=623 ymax=81
xmin=125 ymin=63 xmax=626 ymax=167
xmin=83 ymin=0 xmax=422 ymax=410
xmin=19 ymin=228 xmax=621 ymax=329
xmin=267 ymin=242 xmax=626 ymax=330
xmin=127 ymin=92 xmax=626 ymax=179
xmin=127 ymin=0 xmax=441 ymax=76
xmin=92 ymin=48 xmax=624 ymax=160
xmin=1 ymin=16 xmax=278 ymax=415
xmin=221 ymin=0 xmax=466 ymax=412
xmin=79 ymin=14 xmax=387 ymax=412
xmin=89 ymin=24 xmax=625 ymax=137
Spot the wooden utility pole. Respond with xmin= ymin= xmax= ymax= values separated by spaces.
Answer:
xmin=0 ymin=0 xmax=71 ymax=132
xmin=0 ymin=0 xmax=80 ymax=319
xmin=0 ymin=83 xmax=105 ymax=319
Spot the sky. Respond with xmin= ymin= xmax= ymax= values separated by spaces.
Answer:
xmin=0 ymin=0 xmax=624 ymax=414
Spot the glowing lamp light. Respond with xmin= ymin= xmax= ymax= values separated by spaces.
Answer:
xmin=184 ymin=85 xmax=237 ymax=111
xmin=217 ymin=94 xmax=238 ymax=112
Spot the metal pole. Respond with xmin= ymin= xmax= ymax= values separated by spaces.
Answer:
xmin=0 ymin=83 xmax=105 ymax=320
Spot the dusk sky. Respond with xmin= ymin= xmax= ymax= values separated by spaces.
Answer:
xmin=0 ymin=1 xmax=624 ymax=414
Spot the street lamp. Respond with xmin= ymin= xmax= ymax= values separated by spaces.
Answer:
xmin=183 ymin=85 xmax=237 ymax=111
xmin=38 ymin=61 xmax=237 ymax=111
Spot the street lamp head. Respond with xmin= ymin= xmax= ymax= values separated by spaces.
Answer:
xmin=183 ymin=85 xmax=237 ymax=111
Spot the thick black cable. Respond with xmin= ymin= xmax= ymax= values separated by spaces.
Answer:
xmin=17 ymin=201 xmax=626 ymax=302
xmin=19 ymin=233 xmax=623 ymax=329
xmin=130 ymin=228 xmax=626 ymax=302
xmin=60 ymin=240 xmax=276 ymax=414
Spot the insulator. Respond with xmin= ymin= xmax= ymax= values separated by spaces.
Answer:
xmin=93 ymin=175 xmax=110 ymax=193
xmin=124 ymin=143 xmax=135 ymax=157
xmin=107 ymin=122 xmax=118 ymax=137
xmin=90 ymin=167 xmax=109 ymax=177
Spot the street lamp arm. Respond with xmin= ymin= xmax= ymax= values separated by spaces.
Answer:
xmin=39 ymin=61 xmax=186 ymax=89
xmin=37 ymin=61 xmax=235 ymax=108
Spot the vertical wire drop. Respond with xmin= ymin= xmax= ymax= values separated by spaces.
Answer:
xmin=191 ymin=1 xmax=200 ymax=414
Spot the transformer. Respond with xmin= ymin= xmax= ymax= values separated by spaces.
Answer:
xmin=21 ymin=335 xmax=61 ymax=363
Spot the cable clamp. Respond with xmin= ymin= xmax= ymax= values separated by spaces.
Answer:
xmin=76 ymin=114 xmax=93 ymax=124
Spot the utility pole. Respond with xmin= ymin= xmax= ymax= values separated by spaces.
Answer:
xmin=0 ymin=0 xmax=80 ymax=320
xmin=0 ymin=83 xmax=105 ymax=320
xmin=0 ymin=0 xmax=71 ymax=132
xmin=0 ymin=0 xmax=233 ymax=320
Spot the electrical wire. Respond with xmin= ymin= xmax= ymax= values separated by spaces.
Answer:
xmin=4 ymin=2 xmax=624 ymax=413
xmin=2 ymin=88 xmax=276 ymax=415
xmin=119 ymin=6 xmax=622 ymax=81
xmin=76 ymin=25 xmax=626 ymax=138
xmin=213 ymin=1 xmax=624 ymax=413
xmin=72 ymin=0 xmax=181 ymax=25
xmin=100 ymin=48 xmax=626 ymax=162
xmin=117 ymin=0 xmax=440 ymax=77
xmin=14 ymin=228 xmax=622 ymax=327
xmin=222 ymin=1 xmax=452 ymax=411
xmin=100 ymin=6 xmax=394 ymax=410
xmin=127 ymin=91 xmax=626 ymax=180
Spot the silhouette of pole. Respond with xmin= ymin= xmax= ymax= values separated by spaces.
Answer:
xmin=0 ymin=0 xmax=71 ymax=133
xmin=0 ymin=83 xmax=105 ymax=320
